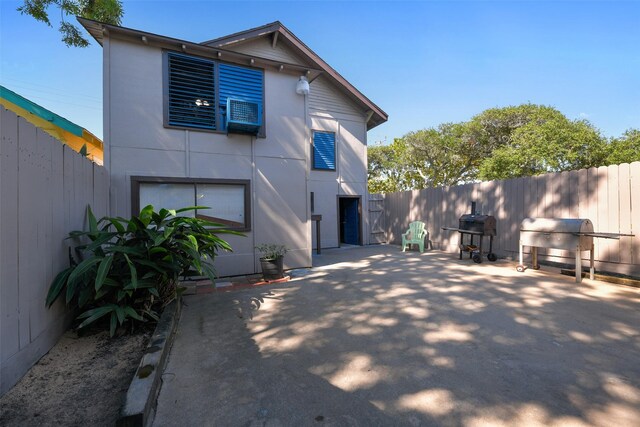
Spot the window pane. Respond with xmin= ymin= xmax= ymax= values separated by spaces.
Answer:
xmin=139 ymin=183 xmax=195 ymax=217
xmin=196 ymin=184 xmax=245 ymax=227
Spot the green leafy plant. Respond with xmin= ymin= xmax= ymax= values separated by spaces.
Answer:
xmin=17 ymin=0 xmax=124 ymax=48
xmin=47 ymin=205 xmax=240 ymax=336
xmin=255 ymin=244 xmax=288 ymax=260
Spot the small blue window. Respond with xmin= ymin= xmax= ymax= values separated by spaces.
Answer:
xmin=313 ymin=131 xmax=336 ymax=170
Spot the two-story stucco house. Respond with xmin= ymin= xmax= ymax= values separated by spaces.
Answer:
xmin=79 ymin=19 xmax=387 ymax=277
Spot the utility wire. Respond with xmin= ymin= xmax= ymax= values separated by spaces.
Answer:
xmin=2 ymin=77 xmax=101 ymax=102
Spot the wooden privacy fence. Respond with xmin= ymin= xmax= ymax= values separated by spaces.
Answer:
xmin=383 ymin=161 xmax=640 ymax=277
xmin=0 ymin=108 xmax=109 ymax=395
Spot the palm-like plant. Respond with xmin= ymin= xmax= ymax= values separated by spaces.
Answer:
xmin=47 ymin=205 xmax=240 ymax=336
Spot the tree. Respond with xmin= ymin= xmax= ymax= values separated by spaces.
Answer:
xmin=18 ymin=0 xmax=123 ymax=47
xmin=367 ymin=103 xmax=612 ymax=192
xmin=478 ymin=117 xmax=607 ymax=180
xmin=369 ymin=122 xmax=498 ymax=193
xmin=465 ymin=104 xmax=564 ymax=152
xmin=402 ymin=122 xmax=490 ymax=187
xmin=606 ymin=129 xmax=640 ymax=165
xmin=368 ymin=138 xmax=416 ymax=193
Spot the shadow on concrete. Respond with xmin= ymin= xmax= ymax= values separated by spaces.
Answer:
xmin=154 ymin=245 xmax=640 ymax=426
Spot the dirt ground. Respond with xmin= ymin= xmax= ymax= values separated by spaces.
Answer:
xmin=0 ymin=328 xmax=150 ymax=426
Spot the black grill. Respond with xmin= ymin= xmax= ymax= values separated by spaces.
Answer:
xmin=459 ymin=214 xmax=497 ymax=236
xmin=442 ymin=205 xmax=498 ymax=264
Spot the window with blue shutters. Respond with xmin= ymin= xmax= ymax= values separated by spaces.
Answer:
xmin=167 ymin=53 xmax=216 ymax=130
xmin=219 ymin=63 xmax=263 ymax=132
xmin=165 ymin=52 xmax=264 ymax=134
xmin=312 ymin=131 xmax=336 ymax=170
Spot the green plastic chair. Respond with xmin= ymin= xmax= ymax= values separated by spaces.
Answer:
xmin=402 ymin=221 xmax=427 ymax=252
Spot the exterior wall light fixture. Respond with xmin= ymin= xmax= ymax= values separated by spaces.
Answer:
xmin=295 ymin=76 xmax=310 ymax=96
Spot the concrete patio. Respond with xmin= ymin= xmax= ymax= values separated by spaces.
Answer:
xmin=152 ymin=245 xmax=640 ymax=426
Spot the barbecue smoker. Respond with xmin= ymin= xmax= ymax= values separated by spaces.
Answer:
xmin=442 ymin=203 xmax=497 ymax=263
xmin=516 ymin=218 xmax=634 ymax=283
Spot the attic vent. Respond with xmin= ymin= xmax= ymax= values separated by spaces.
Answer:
xmin=226 ymin=98 xmax=262 ymax=135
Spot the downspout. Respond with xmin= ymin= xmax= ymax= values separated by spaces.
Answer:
xmin=251 ymin=134 xmax=257 ymax=273
xmin=103 ymin=36 xmax=112 ymax=216
xmin=185 ymin=130 xmax=190 ymax=176
xmin=363 ymin=118 xmax=368 ymax=245
xmin=304 ymin=83 xmax=311 ymax=265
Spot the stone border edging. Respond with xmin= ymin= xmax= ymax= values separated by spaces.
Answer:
xmin=116 ymin=298 xmax=182 ymax=427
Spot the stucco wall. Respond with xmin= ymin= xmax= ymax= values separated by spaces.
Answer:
xmin=216 ymin=38 xmax=372 ymax=250
xmin=309 ymin=77 xmax=369 ymax=248
xmin=105 ymin=37 xmax=311 ymax=276
xmin=104 ymin=33 xmax=373 ymax=274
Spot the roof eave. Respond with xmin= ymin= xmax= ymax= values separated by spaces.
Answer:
xmin=78 ymin=17 xmax=388 ymax=130
xmin=201 ymin=21 xmax=388 ymax=129
xmin=275 ymin=24 xmax=388 ymax=130
xmin=78 ymin=16 xmax=105 ymax=45
xmin=201 ymin=21 xmax=283 ymax=47
xmin=77 ymin=17 xmax=323 ymax=78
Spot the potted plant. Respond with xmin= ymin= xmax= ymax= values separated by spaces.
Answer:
xmin=256 ymin=244 xmax=288 ymax=280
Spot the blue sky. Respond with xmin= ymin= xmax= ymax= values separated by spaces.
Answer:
xmin=1 ymin=0 xmax=639 ymax=144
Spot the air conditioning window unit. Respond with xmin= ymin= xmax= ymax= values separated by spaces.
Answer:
xmin=226 ymin=98 xmax=262 ymax=135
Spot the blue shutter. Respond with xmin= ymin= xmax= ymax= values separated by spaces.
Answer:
xmin=313 ymin=131 xmax=335 ymax=170
xmin=219 ymin=64 xmax=263 ymax=130
xmin=167 ymin=53 xmax=215 ymax=129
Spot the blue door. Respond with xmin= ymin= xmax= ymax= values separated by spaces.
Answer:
xmin=339 ymin=198 xmax=360 ymax=245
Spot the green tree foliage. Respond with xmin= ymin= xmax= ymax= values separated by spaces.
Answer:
xmin=465 ymin=104 xmax=564 ymax=152
xmin=478 ymin=118 xmax=607 ymax=180
xmin=403 ymin=122 xmax=490 ymax=187
xmin=606 ymin=129 xmax=640 ymax=165
xmin=369 ymin=104 xmax=622 ymax=192
xmin=18 ymin=0 xmax=123 ymax=47
xmin=368 ymin=138 xmax=415 ymax=193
